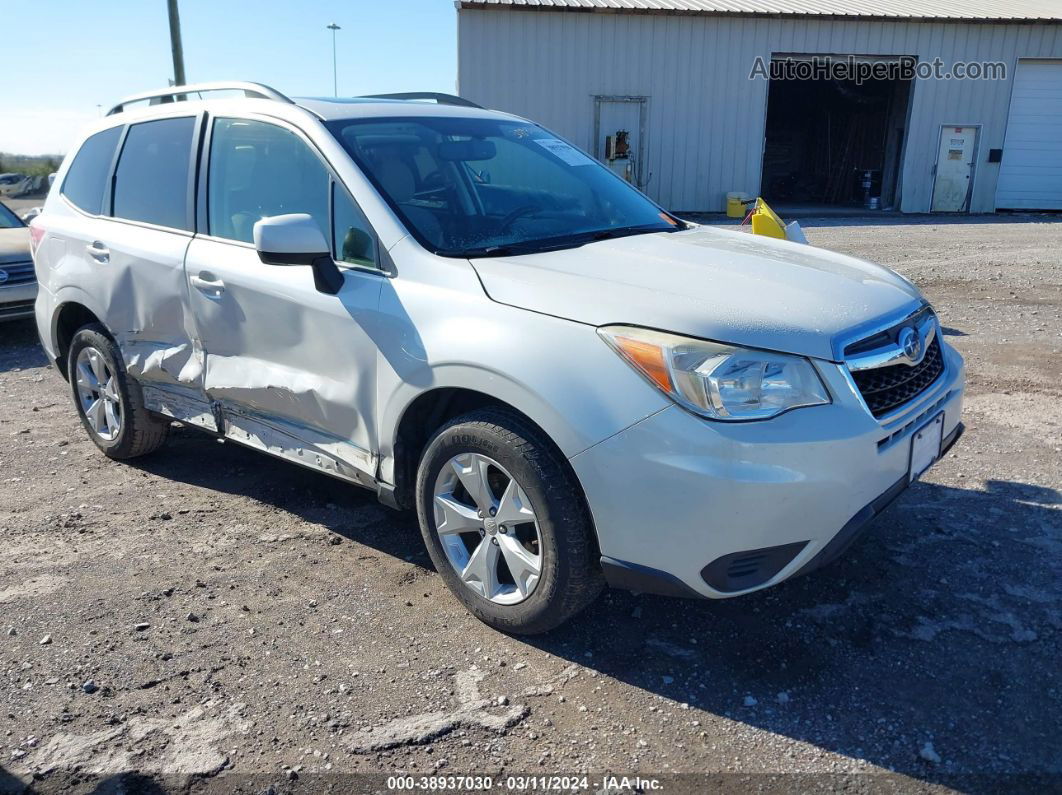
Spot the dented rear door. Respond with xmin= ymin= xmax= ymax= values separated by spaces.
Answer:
xmin=92 ymin=115 xmax=207 ymax=418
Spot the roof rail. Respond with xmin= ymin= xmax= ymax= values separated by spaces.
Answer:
xmin=107 ymin=81 xmax=294 ymax=116
xmin=360 ymin=92 xmax=483 ymax=109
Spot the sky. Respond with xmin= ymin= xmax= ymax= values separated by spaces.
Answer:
xmin=1 ymin=0 xmax=458 ymax=156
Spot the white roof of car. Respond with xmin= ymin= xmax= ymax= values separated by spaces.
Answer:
xmin=103 ymin=83 xmax=514 ymax=123
xmin=294 ymin=97 xmax=515 ymax=122
xmin=458 ymin=0 xmax=1062 ymax=22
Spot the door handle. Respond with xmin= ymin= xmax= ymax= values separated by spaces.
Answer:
xmin=190 ymin=273 xmax=225 ymax=296
xmin=86 ymin=241 xmax=109 ymax=263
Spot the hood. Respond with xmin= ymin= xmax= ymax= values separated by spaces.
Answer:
xmin=0 ymin=227 xmax=31 ymax=263
xmin=469 ymin=225 xmax=923 ymax=361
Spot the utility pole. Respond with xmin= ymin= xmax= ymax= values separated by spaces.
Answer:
xmin=327 ymin=23 xmax=341 ymax=97
xmin=168 ymin=0 xmax=187 ymax=87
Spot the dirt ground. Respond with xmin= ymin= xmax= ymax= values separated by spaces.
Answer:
xmin=1 ymin=215 xmax=1060 ymax=794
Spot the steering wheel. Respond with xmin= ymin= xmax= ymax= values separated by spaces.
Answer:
xmin=498 ymin=205 xmax=539 ymax=231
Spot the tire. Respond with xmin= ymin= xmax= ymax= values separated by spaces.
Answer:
xmin=67 ymin=324 xmax=169 ymax=459
xmin=416 ymin=408 xmax=603 ymax=634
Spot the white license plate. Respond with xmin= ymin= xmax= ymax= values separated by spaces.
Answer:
xmin=909 ymin=413 xmax=945 ymax=482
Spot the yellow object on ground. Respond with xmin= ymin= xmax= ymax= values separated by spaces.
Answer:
xmin=726 ymin=191 xmax=751 ymax=218
xmin=749 ymin=198 xmax=786 ymax=239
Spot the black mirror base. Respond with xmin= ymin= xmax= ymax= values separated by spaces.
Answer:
xmin=311 ymin=256 xmax=344 ymax=295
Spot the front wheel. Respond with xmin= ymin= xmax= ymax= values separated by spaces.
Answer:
xmin=415 ymin=409 xmax=603 ymax=634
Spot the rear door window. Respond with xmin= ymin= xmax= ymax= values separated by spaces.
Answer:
xmin=61 ymin=126 xmax=122 ymax=215
xmin=112 ymin=117 xmax=196 ymax=230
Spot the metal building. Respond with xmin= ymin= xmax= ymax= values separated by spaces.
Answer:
xmin=456 ymin=1 xmax=1062 ymax=213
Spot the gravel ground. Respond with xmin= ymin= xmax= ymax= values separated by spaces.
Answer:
xmin=1 ymin=216 xmax=1060 ymax=794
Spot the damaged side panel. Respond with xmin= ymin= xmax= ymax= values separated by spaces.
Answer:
xmin=201 ymin=353 xmax=362 ymax=437
xmin=222 ymin=407 xmax=376 ymax=487
xmin=182 ymin=236 xmax=384 ymax=485
xmin=141 ymin=384 xmax=218 ymax=432
xmin=122 ymin=339 xmax=204 ymax=390
xmin=86 ymin=218 xmax=203 ymax=391
xmin=95 ymin=219 xmax=216 ymax=433
xmin=55 ymin=215 xmax=208 ymax=408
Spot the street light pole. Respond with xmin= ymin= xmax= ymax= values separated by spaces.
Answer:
xmin=327 ymin=23 xmax=341 ymax=97
xmin=167 ymin=0 xmax=187 ymax=86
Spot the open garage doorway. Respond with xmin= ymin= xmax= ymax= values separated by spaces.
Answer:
xmin=759 ymin=55 xmax=914 ymax=211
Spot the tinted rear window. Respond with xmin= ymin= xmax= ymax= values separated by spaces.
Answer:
xmin=113 ymin=117 xmax=195 ymax=230
xmin=61 ymin=126 xmax=122 ymax=214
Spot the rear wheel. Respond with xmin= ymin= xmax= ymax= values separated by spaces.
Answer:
xmin=68 ymin=324 xmax=169 ymax=458
xmin=416 ymin=409 xmax=603 ymax=634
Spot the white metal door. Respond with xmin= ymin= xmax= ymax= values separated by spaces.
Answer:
xmin=931 ymin=126 xmax=978 ymax=212
xmin=996 ymin=60 xmax=1062 ymax=210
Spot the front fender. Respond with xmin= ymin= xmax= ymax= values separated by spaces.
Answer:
xmin=372 ymin=256 xmax=670 ymax=484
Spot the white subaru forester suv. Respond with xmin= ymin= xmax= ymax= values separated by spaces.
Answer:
xmin=31 ymin=83 xmax=964 ymax=633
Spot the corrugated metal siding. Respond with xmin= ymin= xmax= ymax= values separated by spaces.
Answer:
xmin=460 ymin=1 xmax=1062 ymax=23
xmin=995 ymin=59 xmax=1062 ymax=209
xmin=458 ymin=9 xmax=1062 ymax=211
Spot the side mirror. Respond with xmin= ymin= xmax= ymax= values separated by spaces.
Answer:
xmin=253 ymin=214 xmax=344 ymax=295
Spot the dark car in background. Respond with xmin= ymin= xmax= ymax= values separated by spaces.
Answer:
xmin=0 ymin=201 xmax=36 ymax=322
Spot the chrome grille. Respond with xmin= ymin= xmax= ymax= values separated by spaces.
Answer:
xmin=851 ymin=336 xmax=945 ymax=418
xmin=0 ymin=261 xmax=36 ymax=286
xmin=843 ymin=307 xmax=946 ymax=419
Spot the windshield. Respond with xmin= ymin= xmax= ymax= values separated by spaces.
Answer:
xmin=0 ymin=202 xmax=23 ymax=229
xmin=327 ymin=116 xmax=681 ymax=257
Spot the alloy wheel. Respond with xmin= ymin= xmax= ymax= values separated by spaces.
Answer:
xmin=74 ymin=346 xmax=122 ymax=441
xmin=432 ymin=452 xmax=543 ymax=605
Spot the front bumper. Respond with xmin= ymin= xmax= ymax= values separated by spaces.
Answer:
xmin=0 ymin=282 xmax=38 ymax=322
xmin=570 ymin=342 xmax=965 ymax=599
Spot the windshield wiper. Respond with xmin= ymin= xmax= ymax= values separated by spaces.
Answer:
xmin=451 ymin=238 xmax=593 ymax=258
xmin=438 ymin=242 xmax=554 ymax=258
xmin=441 ymin=223 xmax=678 ymax=259
xmin=586 ymin=224 xmax=677 ymax=242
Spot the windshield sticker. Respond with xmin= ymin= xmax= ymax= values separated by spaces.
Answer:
xmin=534 ymin=138 xmax=596 ymax=167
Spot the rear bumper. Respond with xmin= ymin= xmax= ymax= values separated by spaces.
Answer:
xmin=572 ymin=343 xmax=965 ymax=599
xmin=33 ymin=281 xmax=59 ymax=364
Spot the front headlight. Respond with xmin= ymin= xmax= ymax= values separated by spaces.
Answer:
xmin=599 ymin=325 xmax=830 ymax=421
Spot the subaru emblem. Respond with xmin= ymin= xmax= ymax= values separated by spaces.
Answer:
xmin=898 ymin=326 xmax=924 ymax=364
xmin=0 ymin=269 xmax=8 ymax=285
